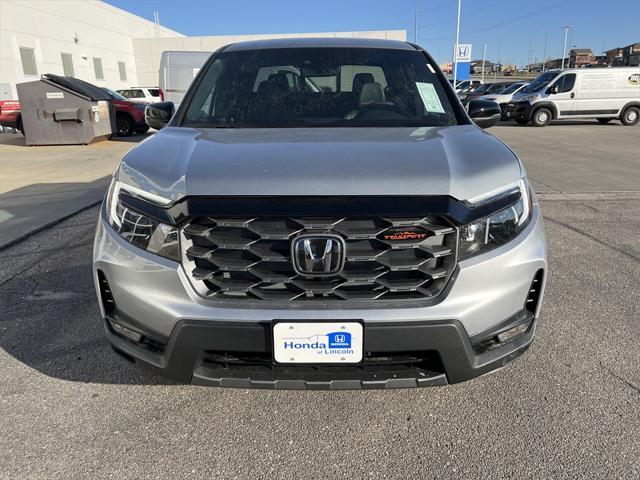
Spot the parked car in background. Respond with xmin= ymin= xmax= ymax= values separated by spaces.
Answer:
xmin=116 ymin=87 xmax=161 ymax=104
xmin=479 ymin=82 xmax=529 ymax=118
xmin=103 ymin=89 xmax=149 ymax=136
xmin=0 ymin=100 xmax=22 ymax=134
xmin=453 ymin=79 xmax=482 ymax=93
xmin=506 ymin=67 xmax=640 ymax=126
xmin=459 ymin=82 xmax=513 ymax=105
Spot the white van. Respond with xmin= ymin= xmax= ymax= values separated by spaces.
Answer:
xmin=159 ymin=51 xmax=212 ymax=105
xmin=506 ymin=67 xmax=640 ymax=126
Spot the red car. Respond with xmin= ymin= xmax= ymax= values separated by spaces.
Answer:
xmin=103 ymin=89 xmax=150 ymax=136
xmin=0 ymin=100 xmax=23 ymax=134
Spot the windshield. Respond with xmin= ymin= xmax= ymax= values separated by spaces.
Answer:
xmin=500 ymin=83 xmax=525 ymax=94
xmin=473 ymin=83 xmax=493 ymax=94
xmin=181 ymin=48 xmax=458 ymax=128
xmin=104 ymin=88 xmax=127 ymax=101
xmin=521 ymin=72 xmax=557 ymax=93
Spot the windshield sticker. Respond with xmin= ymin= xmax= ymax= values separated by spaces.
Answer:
xmin=416 ymin=82 xmax=445 ymax=113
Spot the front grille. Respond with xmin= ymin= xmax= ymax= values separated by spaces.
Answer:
xmin=181 ymin=215 xmax=457 ymax=303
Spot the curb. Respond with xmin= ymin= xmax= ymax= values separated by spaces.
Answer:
xmin=0 ymin=200 xmax=101 ymax=252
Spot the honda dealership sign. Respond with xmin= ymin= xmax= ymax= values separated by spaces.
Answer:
xmin=454 ymin=44 xmax=472 ymax=81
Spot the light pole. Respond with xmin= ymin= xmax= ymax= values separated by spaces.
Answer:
xmin=414 ymin=0 xmax=419 ymax=43
xmin=561 ymin=25 xmax=571 ymax=69
xmin=452 ymin=0 xmax=462 ymax=88
xmin=481 ymin=43 xmax=487 ymax=83
xmin=542 ymin=31 xmax=548 ymax=72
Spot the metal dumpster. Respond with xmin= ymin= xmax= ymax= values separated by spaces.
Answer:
xmin=16 ymin=74 xmax=115 ymax=145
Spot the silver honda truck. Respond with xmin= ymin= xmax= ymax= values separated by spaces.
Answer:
xmin=93 ymin=38 xmax=547 ymax=389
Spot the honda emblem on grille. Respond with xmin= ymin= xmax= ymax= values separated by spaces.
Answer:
xmin=291 ymin=234 xmax=346 ymax=276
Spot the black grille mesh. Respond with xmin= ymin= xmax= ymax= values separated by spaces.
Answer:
xmin=181 ymin=216 xmax=457 ymax=302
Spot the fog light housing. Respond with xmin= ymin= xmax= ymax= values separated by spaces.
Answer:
xmin=471 ymin=311 xmax=534 ymax=353
xmin=496 ymin=322 xmax=530 ymax=343
xmin=109 ymin=319 xmax=143 ymax=343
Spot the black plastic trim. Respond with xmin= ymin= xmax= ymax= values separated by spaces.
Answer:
xmin=103 ymin=312 xmax=535 ymax=389
xmin=119 ymin=192 xmax=522 ymax=228
xmin=560 ymin=109 xmax=618 ymax=115
xmin=469 ymin=309 xmax=534 ymax=346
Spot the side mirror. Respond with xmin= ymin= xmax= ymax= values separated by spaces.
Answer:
xmin=548 ymin=84 xmax=558 ymax=95
xmin=468 ymin=99 xmax=501 ymax=129
xmin=145 ymin=101 xmax=175 ymax=130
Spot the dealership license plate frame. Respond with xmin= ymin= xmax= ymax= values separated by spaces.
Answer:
xmin=272 ymin=320 xmax=364 ymax=365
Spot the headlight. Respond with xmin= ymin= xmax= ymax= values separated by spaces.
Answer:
xmin=459 ymin=179 xmax=533 ymax=260
xmin=105 ymin=180 xmax=180 ymax=261
xmin=520 ymin=94 xmax=536 ymax=103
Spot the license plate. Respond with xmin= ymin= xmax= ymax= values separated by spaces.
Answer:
xmin=506 ymin=111 xmax=512 ymax=117
xmin=273 ymin=322 xmax=363 ymax=364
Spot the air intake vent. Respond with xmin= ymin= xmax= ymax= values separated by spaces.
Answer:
xmin=97 ymin=270 xmax=116 ymax=314
xmin=525 ymin=269 xmax=544 ymax=313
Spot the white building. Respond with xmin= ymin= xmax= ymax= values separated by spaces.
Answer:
xmin=0 ymin=0 xmax=406 ymax=99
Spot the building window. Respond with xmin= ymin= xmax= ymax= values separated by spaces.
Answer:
xmin=19 ymin=47 xmax=38 ymax=76
xmin=93 ymin=57 xmax=104 ymax=80
xmin=61 ymin=53 xmax=74 ymax=77
xmin=118 ymin=61 xmax=127 ymax=81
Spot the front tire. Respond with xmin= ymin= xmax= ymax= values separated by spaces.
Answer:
xmin=116 ymin=114 xmax=134 ymax=137
xmin=17 ymin=116 xmax=24 ymax=136
xmin=532 ymin=108 xmax=552 ymax=127
xmin=620 ymin=106 xmax=639 ymax=126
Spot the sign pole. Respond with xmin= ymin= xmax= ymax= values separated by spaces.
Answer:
xmin=481 ymin=43 xmax=487 ymax=83
xmin=561 ymin=25 xmax=571 ymax=69
xmin=453 ymin=0 xmax=461 ymax=88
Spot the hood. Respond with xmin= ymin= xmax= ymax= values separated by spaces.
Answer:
xmin=480 ymin=93 xmax=509 ymax=103
xmin=117 ymin=125 xmax=522 ymax=203
xmin=114 ymin=99 xmax=147 ymax=107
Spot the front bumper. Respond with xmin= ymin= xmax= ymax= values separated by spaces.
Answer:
xmin=93 ymin=202 xmax=547 ymax=389
xmin=104 ymin=310 xmax=536 ymax=389
xmin=504 ymin=101 xmax=533 ymax=121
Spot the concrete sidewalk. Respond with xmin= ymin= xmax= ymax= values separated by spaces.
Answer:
xmin=0 ymin=132 xmax=148 ymax=248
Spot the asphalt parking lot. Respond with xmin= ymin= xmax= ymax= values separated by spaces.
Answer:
xmin=1 ymin=122 xmax=639 ymax=479
xmin=0 ymin=132 xmax=149 ymax=247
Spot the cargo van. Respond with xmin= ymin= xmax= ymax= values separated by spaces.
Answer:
xmin=159 ymin=51 xmax=212 ymax=105
xmin=505 ymin=67 xmax=640 ymax=126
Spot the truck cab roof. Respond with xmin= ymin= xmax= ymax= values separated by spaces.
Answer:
xmin=224 ymin=37 xmax=416 ymax=52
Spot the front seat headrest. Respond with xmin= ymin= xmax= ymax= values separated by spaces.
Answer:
xmin=359 ymin=82 xmax=384 ymax=106
xmin=352 ymin=72 xmax=375 ymax=96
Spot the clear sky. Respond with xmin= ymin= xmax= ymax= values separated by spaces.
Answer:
xmin=105 ymin=0 xmax=640 ymax=67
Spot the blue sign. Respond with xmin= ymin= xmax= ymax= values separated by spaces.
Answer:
xmin=454 ymin=62 xmax=471 ymax=81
